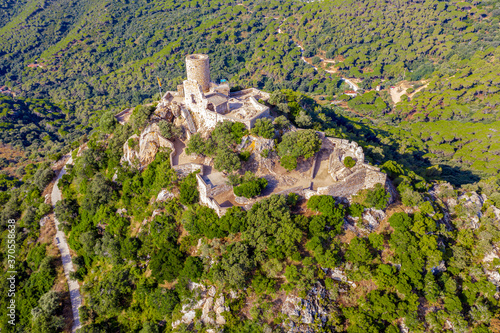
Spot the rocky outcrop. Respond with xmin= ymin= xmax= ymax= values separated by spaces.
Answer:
xmin=122 ymin=123 xmax=175 ymax=169
xmin=361 ymin=208 xmax=386 ymax=231
xmin=281 ymin=282 xmax=334 ymax=331
xmin=156 ymin=189 xmax=175 ymax=202
xmin=172 ymin=285 xmax=229 ymax=329
xmin=150 ymin=97 xmax=180 ymax=123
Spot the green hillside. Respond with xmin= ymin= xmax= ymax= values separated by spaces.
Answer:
xmin=1 ymin=1 xmax=500 ymax=332
xmin=0 ymin=0 xmax=499 ymax=182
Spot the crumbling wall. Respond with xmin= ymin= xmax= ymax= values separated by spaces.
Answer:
xmin=183 ymin=80 xmax=219 ymax=131
xmin=173 ymin=163 xmax=203 ymax=179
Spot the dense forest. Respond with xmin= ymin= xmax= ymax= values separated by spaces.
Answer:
xmin=0 ymin=0 xmax=499 ymax=181
xmin=1 ymin=0 xmax=500 ymax=332
xmin=1 ymin=103 xmax=500 ymax=332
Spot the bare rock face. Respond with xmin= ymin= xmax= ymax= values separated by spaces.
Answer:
xmin=171 ymin=285 xmax=228 ymax=329
xmin=122 ymin=123 xmax=175 ymax=169
xmin=156 ymin=189 xmax=175 ymax=202
xmin=151 ymin=98 xmax=180 ymax=122
xmin=201 ymin=297 xmax=215 ymax=325
xmin=362 ymin=208 xmax=386 ymax=231
xmin=282 ymin=296 xmax=301 ymax=317
xmin=280 ymin=282 xmax=330 ymax=331
xmin=214 ymin=295 xmax=228 ymax=325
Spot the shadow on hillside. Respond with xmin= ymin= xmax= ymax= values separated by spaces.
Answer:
xmin=332 ymin=115 xmax=482 ymax=187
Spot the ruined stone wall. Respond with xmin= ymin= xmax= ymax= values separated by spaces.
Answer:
xmin=186 ymin=54 xmax=210 ymax=92
xmin=246 ymin=105 xmax=271 ymax=129
xmin=196 ymin=174 xmax=228 ymax=217
xmin=363 ymin=168 xmax=387 ymax=190
xmin=173 ymin=163 xmax=203 ymax=179
xmin=214 ymin=102 xmax=229 ymax=114
xmin=327 ymin=138 xmax=364 ymax=162
xmin=183 ymin=80 xmax=219 ymax=130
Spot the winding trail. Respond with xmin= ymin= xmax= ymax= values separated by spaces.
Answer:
xmin=50 ymin=155 xmax=82 ymax=333
xmin=278 ymin=27 xmax=359 ymax=91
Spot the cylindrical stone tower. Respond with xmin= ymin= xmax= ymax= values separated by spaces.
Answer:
xmin=186 ymin=54 xmax=211 ymax=92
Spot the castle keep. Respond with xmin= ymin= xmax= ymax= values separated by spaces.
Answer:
xmin=157 ymin=54 xmax=271 ymax=133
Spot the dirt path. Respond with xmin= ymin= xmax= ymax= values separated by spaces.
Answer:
xmin=50 ymin=155 xmax=82 ymax=333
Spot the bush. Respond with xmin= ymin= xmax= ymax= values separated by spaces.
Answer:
xmin=214 ymin=149 xmax=241 ymax=173
xmin=286 ymin=193 xmax=299 ymax=207
xmin=186 ymin=133 xmax=206 ymax=156
xmin=251 ymin=118 xmax=275 ymax=139
xmin=280 ymin=155 xmax=297 ymax=171
xmin=158 ymin=120 xmax=183 ymax=140
xmin=99 ymin=110 xmax=117 ymax=133
xmin=278 ymin=130 xmax=321 ymax=160
xmin=234 ymin=178 xmax=268 ymax=198
xmin=179 ymin=173 xmax=199 ymax=205
xmin=181 ymin=256 xmax=204 ymax=282
xmin=150 ymin=247 xmax=185 ymax=282
xmin=239 ymin=151 xmax=251 ymax=161
xmin=353 ymin=183 xmax=390 ymax=210
xmin=343 ymin=156 xmax=356 ymax=168
xmin=252 ymin=274 xmax=276 ymax=294
xmin=348 ymin=203 xmax=365 ymax=218
xmin=365 ymin=183 xmax=390 ymax=209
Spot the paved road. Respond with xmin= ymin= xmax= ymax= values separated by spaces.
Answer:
xmin=51 ymin=156 xmax=82 ymax=333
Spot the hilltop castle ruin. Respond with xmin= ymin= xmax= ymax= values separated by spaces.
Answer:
xmin=156 ymin=54 xmax=271 ymax=134
xmin=118 ymin=54 xmax=390 ymax=216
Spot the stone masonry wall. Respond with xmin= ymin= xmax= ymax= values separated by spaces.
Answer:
xmin=186 ymin=54 xmax=210 ymax=92
xmin=196 ymin=174 xmax=228 ymax=217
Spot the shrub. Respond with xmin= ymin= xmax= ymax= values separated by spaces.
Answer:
xmin=284 ymin=265 xmax=299 ymax=282
xmin=179 ymin=173 xmax=199 ymax=205
xmin=278 ymin=130 xmax=321 ymax=160
xmin=185 ymin=133 xmax=206 ymax=156
xmin=343 ymin=156 xmax=356 ymax=168
xmin=348 ymin=203 xmax=365 ymax=218
xmin=252 ymin=118 xmax=275 ymax=139
xmin=181 ymin=257 xmax=204 ymax=282
xmin=286 ymin=193 xmax=299 ymax=207
xmin=252 ymin=274 xmax=276 ymax=294
xmin=365 ymin=183 xmax=390 ymax=209
xmin=280 ymin=155 xmax=297 ymax=171
xmin=150 ymin=246 xmax=185 ymax=282
xmin=214 ymin=149 xmax=241 ymax=173
xmin=239 ymin=151 xmax=251 ymax=161
xmin=158 ymin=120 xmax=183 ymax=140
xmin=234 ymin=178 xmax=268 ymax=198
xmin=352 ymin=183 xmax=390 ymax=210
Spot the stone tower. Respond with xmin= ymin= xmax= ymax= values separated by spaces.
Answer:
xmin=186 ymin=54 xmax=211 ymax=92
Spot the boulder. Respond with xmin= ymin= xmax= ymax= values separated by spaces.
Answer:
xmin=156 ymin=189 xmax=175 ymax=202
xmin=201 ymin=296 xmax=215 ymax=325
xmin=122 ymin=123 xmax=175 ymax=169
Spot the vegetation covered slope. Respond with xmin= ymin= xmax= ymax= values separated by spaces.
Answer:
xmin=1 ymin=0 xmax=500 ymax=183
xmin=2 ymin=104 xmax=500 ymax=332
